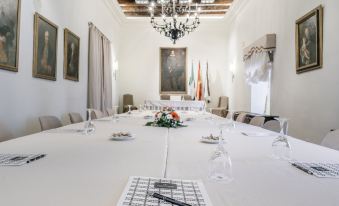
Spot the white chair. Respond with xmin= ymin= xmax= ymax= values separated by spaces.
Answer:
xmin=236 ymin=113 xmax=247 ymax=123
xmin=263 ymin=120 xmax=281 ymax=133
xmin=39 ymin=116 xmax=62 ymax=131
xmin=0 ymin=123 xmax=13 ymax=143
xmin=69 ymin=113 xmax=83 ymax=124
xmin=321 ymin=130 xmax=339 ymax=151
xmin=90 ymin=109 xmax=104 ymax=120
xmin=249 ymin=116 xmax=265 ymax=127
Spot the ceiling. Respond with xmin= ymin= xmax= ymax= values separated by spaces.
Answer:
xmin=117 ymin=0 xmax=234 ymax=18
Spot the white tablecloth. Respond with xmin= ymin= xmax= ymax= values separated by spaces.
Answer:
xmin=0 ymin=111 xmax=339 ymax=206
xmin=144 ymin=100 xmax=206 ymax=110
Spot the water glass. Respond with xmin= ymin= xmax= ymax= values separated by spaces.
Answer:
xmin=83 ymin=109 xmax=96 ymax=135
xmin=272 ymin=118 xmax=291 ymax=160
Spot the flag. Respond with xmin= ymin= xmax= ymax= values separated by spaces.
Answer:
xmin=204 ymin=62 xmax=211 ymax=103
xmin=196 ymin=62 xmax=203 ymax=101
xmin=188 ymin=61 xmax=196 ymax=100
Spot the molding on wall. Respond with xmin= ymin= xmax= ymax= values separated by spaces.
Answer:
xmin=102 ymin=0 xmax=125 ymax=25
xmin=223 ymin=0 xmax=249 ymax=25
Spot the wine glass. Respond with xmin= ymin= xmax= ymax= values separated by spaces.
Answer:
xmin=208 ymin=119 xmax=233 ymax=183
xmin=127 ymin=105 xmax=132 ymax=114
xmin=272 ymin=117 xmax=291 ymax=160
xmin=112 ymin=106 xmax=119 ymax=122
xmin=83 ymin=109 xmax=96 ymax=135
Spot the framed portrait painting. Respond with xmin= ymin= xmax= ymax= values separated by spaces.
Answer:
xmin=64 ymin=29 xmax=80 ymax=81
xmin=296 ymin=5 xmax=323 ymax=74
xmin=160 ymin=48 xmax=187 ymax=95
xmin=0 ymin=0 xmax=21 ymax=72
xmin=33 ymin=13 xmax=58 ymax=81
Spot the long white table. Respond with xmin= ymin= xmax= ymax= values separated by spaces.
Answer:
xmin=1 ymin=111 xmax=339 ymax=206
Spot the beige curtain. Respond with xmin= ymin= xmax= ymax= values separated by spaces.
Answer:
xmin=88 ymin=24 xmax=113 ymax=111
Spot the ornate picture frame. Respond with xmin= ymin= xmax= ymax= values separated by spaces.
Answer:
xmin=64 ymin=28 xmax=80 ymax=81
xmin=0 ymin=0 xmax=21 ymax=72
xmin=295 ymin=5 xmax=323 ymax=74
xmin=33 ymin=13 xmax=58 ymax=81
xmin=159 ymin=47 xmax=187 ymax=95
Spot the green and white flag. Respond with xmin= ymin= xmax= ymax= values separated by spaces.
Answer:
xmin=189 ymin=62 xmax=196 ymax=100
xmin=204 ymin=62 xmax=211 ymax=103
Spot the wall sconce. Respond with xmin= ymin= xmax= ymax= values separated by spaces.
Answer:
xmin=113 ymin=60 xmax=119 ymax=80
xmin=229 ymin=62 xmax=236 ymax=83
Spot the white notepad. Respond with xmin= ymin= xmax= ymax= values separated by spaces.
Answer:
xmin=117 ymin=176 xmax=213 ymax=206
xmin=0 ymin=154 xmax=46 ymax=166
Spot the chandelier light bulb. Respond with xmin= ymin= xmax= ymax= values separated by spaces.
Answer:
xmin=150 ymin=2 xmax=155 ymax=7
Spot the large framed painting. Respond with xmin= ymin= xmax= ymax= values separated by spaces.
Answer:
xmin=160 ymin=48 xmax=187 ymax=95
xmin=295 ymin=5 xmax=323 ymax=74
xmin=33 ymin=13 xmax=58 ymax=81
xmin=0 ymin=0 xmax=21 ymax=72
xmin=64 ymin=28 xmax=80 ymax=81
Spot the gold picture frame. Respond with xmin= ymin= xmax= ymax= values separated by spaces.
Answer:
xmin=159 ymin=47 xmax=187 ymax=95
xmin=295 ymin=5 xmax=323 ymax=74
xmin=64 ymin=28 xmax=80 ymax=81
xmin=33 ymin=13 xmax=58 ymax=81
xmin=0 ymin=0 xmax=21 ymax=72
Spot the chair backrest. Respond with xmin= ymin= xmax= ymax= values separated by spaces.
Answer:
xmin=0 ymin=123 xmax=13 ymax=143
xmin=182 ymin=95 xmax=192 ymax=101
xmin=218 ymin=96 xmax=229 ymax=108
xmin=160 ymin=95 xmax=170 ymax=100
xmin=263 ymin=120 xmax=281 ymax=133
xmin=236 ymin=113 xmax=247 ymax=123
xmin=249 ymin=116 xmax=265 ymax=127
xmin=123 ymin=94 xmax=134 ymax=107
xmin=69 ymin=113 xmax=83 ymax=124
xmin=90 ymin=109 xmax=104 ymax=120
xmin=39 ymin=116 xmax=62 ymax=131
xmin=321 ymin=130 xmax=339 ymax=151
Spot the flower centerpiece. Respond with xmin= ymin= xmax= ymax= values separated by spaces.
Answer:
xmin=145 ymin=107 xmax=186 ymax=128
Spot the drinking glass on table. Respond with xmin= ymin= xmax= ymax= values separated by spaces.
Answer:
xmin=112 ymin=106 xmax=119 ymax=122
xmin=208 ymin=119 xmax=233 ymax=183
xmin=272 ymin=117 xmax=291 ymax=160
xmin=83 ymin=109 xmax=96 ymax=135
xmin=127 ymin=105 xmax=132 ymax=114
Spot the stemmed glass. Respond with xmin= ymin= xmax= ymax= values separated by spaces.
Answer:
xmin=272 ymin=118 xmax=291 ymax=160
xmin=83 ymin=109 xmax=96 ymax=135
xmin=208 ymin=119 xmax=233 ymax=183
xmin=112 ymin=106 xmax=119 ymax=122
xmin=127 ymin=105 xmax=132 ymax=114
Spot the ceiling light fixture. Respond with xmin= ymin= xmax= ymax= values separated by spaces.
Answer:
xmin=145 ymin=0 xmax=201 ymax=44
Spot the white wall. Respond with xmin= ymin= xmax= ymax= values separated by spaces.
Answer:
xmin=224 ymin=0 xmax=339 ymax=143
xmin=0 ymin=0 xmax=122 ymax=136
xmin=118 ymin=19 xmax=229 ymax=109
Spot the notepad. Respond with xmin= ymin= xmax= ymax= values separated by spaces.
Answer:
xmin=0 ymin=154 xmax=46 ymax=166
xmin=117 ymin=176 xmax=213 ymax=206
xmin=291 ymin=162 xmax=339 ymax=178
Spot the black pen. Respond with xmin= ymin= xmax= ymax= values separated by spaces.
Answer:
xmin=149 ymin=192 xmax=192 ymax=206
xmin=26 ymin=154 xmax=46 ymax=164
xmin=292 ymin=163 xmax=313 ymax=175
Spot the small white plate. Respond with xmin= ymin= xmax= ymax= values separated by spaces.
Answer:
xmin=200 ymin=137 xmax=222 ymax=144
xmin=111 ymin=133 xmax=135 ymax=141
xmin=144 ymin=115 xmax=153 ymax=119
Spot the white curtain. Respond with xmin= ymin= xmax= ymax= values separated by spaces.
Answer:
xmin=245 ymin=51 xmax=272 ymax=85
xmin=245 ymin=51 xmax=273 ymax=114
xmin=88 ymin=25 xmax=113 ymax=111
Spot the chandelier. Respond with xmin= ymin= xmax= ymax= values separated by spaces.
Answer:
xmin=147 ymin=0 xmax=201 ymax=44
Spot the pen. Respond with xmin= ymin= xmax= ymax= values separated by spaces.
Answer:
xmin=149 ymin=192 xmax=192 ymax=206
xmin=26 ymin=154 xmax=46 ymax=164
xmin=292 ymin=163 xmax=313 ymax=175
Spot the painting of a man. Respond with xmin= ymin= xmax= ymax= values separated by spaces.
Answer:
xmin=296 ymin=6 xmax=323 ymax=73
xmin=160 ymin=48 xmax=187 ymax=94
xmin=0 ymin=0 xmax=20 ymax=72
xmin=64 ymin=29 xmax=80 ymax=81
xmin=33 ymin=13 xmax=58 ymax=80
